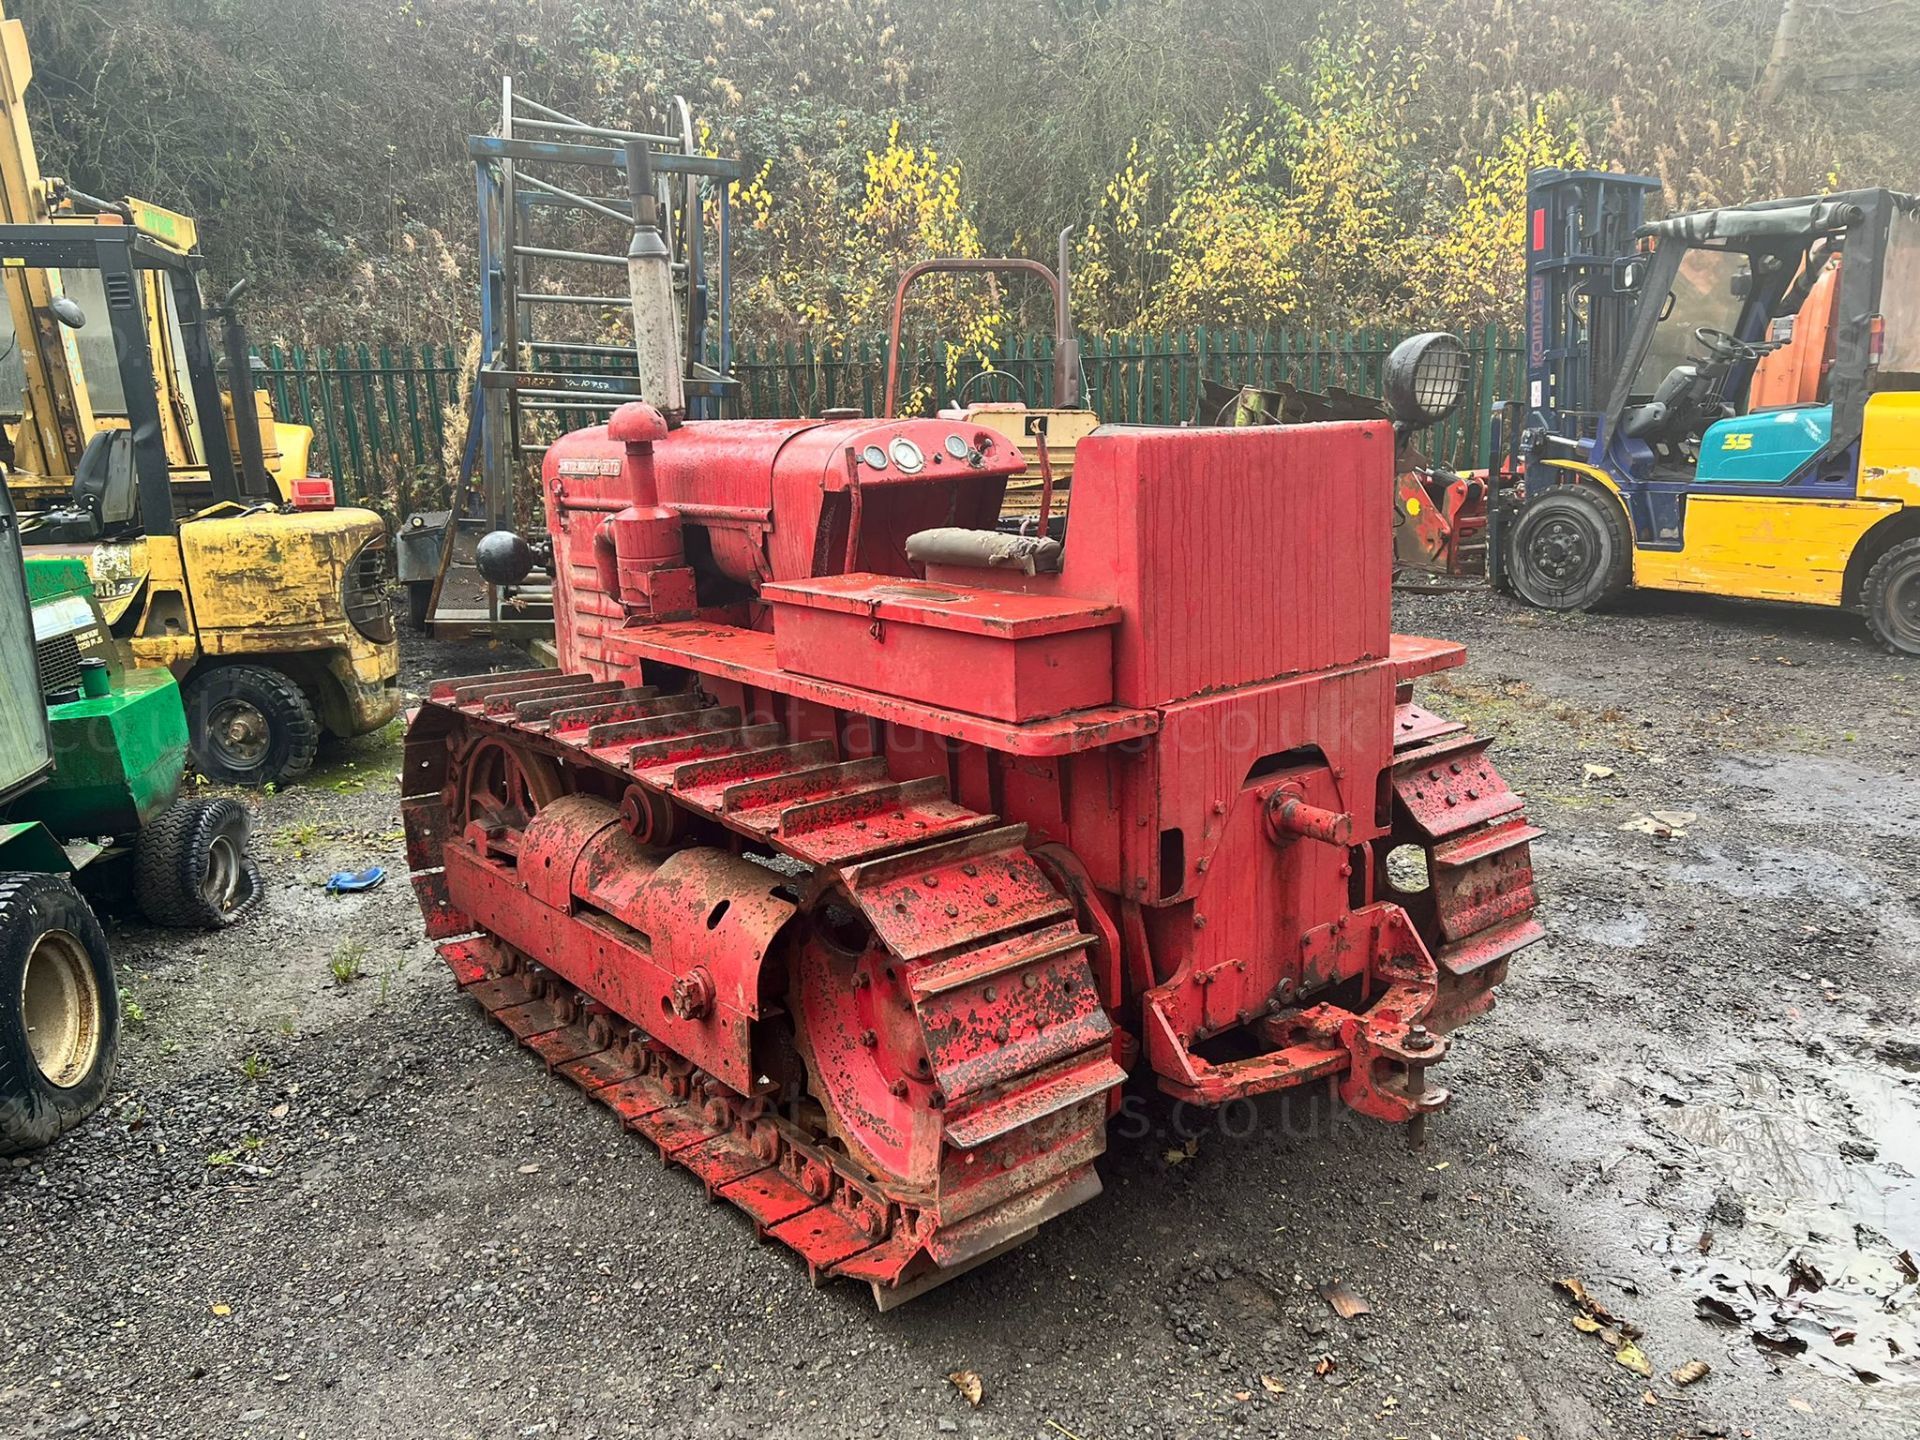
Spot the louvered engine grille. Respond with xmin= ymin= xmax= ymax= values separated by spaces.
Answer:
xmin=35 ymin=634 xmax=83 ymax=697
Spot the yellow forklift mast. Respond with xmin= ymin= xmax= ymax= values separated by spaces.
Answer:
xmin=0 ymin=3 xmax=398 ymax=786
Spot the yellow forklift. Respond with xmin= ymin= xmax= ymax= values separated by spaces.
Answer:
xmin=0 ymin=5 xmax=398 ymax=784
xmin=1495 ymin=171 xmax=1920 ymax=652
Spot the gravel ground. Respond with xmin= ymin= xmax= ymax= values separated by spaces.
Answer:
xmin=2 ymin=587 xmax=1917 ymax=1440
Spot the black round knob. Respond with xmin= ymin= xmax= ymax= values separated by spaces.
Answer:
xmin=475 ymin=530 xmax=534 ymax=586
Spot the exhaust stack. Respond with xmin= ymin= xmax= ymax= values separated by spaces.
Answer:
xmin=624 ymin=139 xmax=686 ymax=423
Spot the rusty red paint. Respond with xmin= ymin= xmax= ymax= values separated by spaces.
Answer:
xmin=408 ymin=407 xmax=1543 ymax=1305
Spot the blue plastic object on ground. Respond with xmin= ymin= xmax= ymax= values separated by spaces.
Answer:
xmin=325 ymin=866 xmax=387 ymax=894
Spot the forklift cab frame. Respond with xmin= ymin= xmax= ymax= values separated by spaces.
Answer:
xmin=0 ymin=221 xmax=276 ymax=541
xmin=1598 ymin=187 xmax=1918 ymax=502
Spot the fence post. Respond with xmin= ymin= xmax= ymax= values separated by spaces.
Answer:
xmin=263 ymin=345 xmax=292 ymax=420
xmin=1479 ymin=324 xmax=1502 ymax=468
xmin=420 ymin=345 xmax=447 ymax=489
xmin=378 ymin=343 xmax=405 ymax=484
xmin=335 ymin=347 xmax=367 ymax=500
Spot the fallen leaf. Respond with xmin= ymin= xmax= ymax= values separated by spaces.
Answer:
xmin=269 ymin=1102 xmax=289 ymax=1120
xmin=1788 ymin=1397 xmax=1813 ymax=1414
xmin=1313 ymin=1354 xmax=1336 ymax=1377
xmin=1581 ymin=763 xmax=1616 ymax=785
xmin=1642 ymin=1391 xmax=1659 ymax=1406
xmin=947 ymin=1370 xmax=983 ymax=1407
xmin=1695 ymin=1293 xmax=1749 ymax=1325
xmin=1259 ymin=1374 xmax=1285 ymax=1395
xmin=210 ymin=1303 xmax=232 ymax=1317
xmin=1163 ymin=1135 xmax=1200 ymax=1165
xmin=1232 ymin=1390 xmax=1251 ymax=1402
xmin=1554 ymin=1277 xmax=1630 ymax=1331
xmin=1785 ymin=1250 xmax=1827 ymax=1294
xmin=1615 ymin=1342 xmax=1653 ymax=1378
xmin=1571 ymin=1315 xmax=1601 ymax=1334
xmin=1671 ymin=1360 xmax=1711 ymax=1387
xmin=1318 ymin=1281 xmax=1372 ymax=1319
xmin=516 ymin=1162 xmax=541 ymax=1174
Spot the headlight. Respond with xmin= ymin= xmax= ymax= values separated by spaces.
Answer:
xmin=1384 ymin=333 xmax=1471 ymax=429
xmin=343 ymin=533 xmax=395 ymax=645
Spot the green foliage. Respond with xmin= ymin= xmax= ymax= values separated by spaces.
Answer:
xmin=734 ymin=122 xmax=998 ymax=359
xmin=328 ymin=938 xmax=367 ymax=986
xmin=17 ymin=0 xmax=1916 ymax=346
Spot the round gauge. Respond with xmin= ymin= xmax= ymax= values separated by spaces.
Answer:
xmin=889 ymin=437 xmax=925 ymax=474
xmin=862 ymin=444 xmax=888 ymax=469
xmin=944 ymin=433 xmax=969 ymax=460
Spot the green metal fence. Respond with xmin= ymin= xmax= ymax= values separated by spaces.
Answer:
xmin=254 ymin=343 xmax=465 ymax=512
xmin=254 ymin=325 xmax=1522 ymax=503
xmin=732 ymin=325 xmax=1521 ymax=471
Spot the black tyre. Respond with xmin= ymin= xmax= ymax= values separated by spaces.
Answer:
xmin=1505 ymin=484 xmax=1632 ymax=611
xmin=1863 ymin=536 xmax=1920 ymax=657
xmin=0 ymin=872 xmax=117 ymax=1156
xmin=135 ymin=797 xmax=263 ymax=929
xmin=406 ymin=579 xmax=434 ymax=631
xmin=184 ymin=664 xmax=320 ymax=787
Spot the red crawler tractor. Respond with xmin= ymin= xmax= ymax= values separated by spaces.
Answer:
xmin=403 ymin=143 xmax=1539 ymax=1305
xmin=402 ymin=397 xmax=1542 ymax=1304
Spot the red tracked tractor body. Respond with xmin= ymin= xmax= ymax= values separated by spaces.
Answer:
xmin=404 ymin=400 xmax=1542 ymax=1305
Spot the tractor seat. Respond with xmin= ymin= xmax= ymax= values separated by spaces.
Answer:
xmin=904 ymin=526 xmax=1063 ymax=576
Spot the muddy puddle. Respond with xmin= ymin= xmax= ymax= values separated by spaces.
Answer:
xmin=1635 ymin=1052 xmax=1920 ymax=1385
xmin=1679 ymin=844 xmax=1878 ymax=905
xmin=1715 ymin=754 xmax=1920 ymax=840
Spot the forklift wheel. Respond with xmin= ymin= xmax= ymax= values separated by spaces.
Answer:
xmin=185 ymin=665 xmax=320 ymax=787
xmin=0 ymin=872 xmax=117 ymax=1156
xmin=407 ymin=580 xmax=435 ymax=631
xmin=1504 ymin=485 xmax=1630 ymax=612
xmin=1863 ymin=536 xmax=1920 ymax=657
xmin=135 ymin=798 xmax=263 ymax=930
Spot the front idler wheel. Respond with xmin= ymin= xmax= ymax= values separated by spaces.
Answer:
xmin=455 ymin=735 xmax=567 ymax=835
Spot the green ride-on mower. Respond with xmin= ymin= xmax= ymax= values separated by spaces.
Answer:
xmin=0 ymin=488 xmax=261 ymax=1155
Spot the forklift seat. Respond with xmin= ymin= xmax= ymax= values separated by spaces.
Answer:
xmin=71 ymin=429 xmax=138 ymax=531
xmin=1622 ymin=360 xmax=1734 ymax=448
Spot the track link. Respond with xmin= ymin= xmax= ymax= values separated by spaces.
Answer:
xmin=1387 ymin=701 xmax=1544 ymax=1019
xmin=404 ymin=668 xmax=1125 ymax=1303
